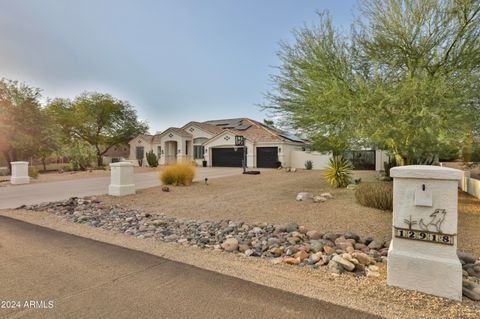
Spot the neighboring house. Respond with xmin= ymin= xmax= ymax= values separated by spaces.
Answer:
xmin=128 ymin=117 xmax=388 ymax=170
xmin=102 ymin=144 xmax=130 ymax=164
xmin=129 ymin=118 xmax=307 ymax=168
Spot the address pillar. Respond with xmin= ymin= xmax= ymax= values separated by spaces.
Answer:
xmin=108 ymin=162 xmax=135 ymax=196
xmin=387 ymin=165 xmax=463 ymax=301
xmin=10 ymin=161 xmax=30 ymax=185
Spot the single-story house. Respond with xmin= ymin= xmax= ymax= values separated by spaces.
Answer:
xmin=128 ymin=118 xmax=387 ymax=170
xmin=129 ymin=118 xmax=306 ymax=168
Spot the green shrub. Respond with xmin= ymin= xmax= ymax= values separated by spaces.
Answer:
xmin=64 ymin=141 xmax=96 ymax=171
xmin=383 ymin=157 xmax=398 ymax=177
xmin=28 ymin=167 xmax=39 ymax=179
xmin=160 ymin=162 xmax=196 ymax=186
xmin=305 ymin=160 xmax=313 ymax=170
xmin=324 ymin=156 xmax=353 ymax=188
xmin=355 ymin=182 xmax=393 ymax=211
xmin=146 ymin=150 xmax=158 ymax=167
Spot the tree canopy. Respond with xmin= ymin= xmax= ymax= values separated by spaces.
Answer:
xmin=48 ymin=92 xmax=148 ymax=166
xmin=0 ymin=79 xmax=49 ymax=168
xmin=264 ymin=0 xmax=480 ymax=164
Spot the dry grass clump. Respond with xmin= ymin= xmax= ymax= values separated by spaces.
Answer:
xmin=355 ymin=182 xmax=393 ymax=211
xmin=28 ymin=167 xmax=39 ymax=179
xmin=160 ymin=162 xmax=196 ymax=186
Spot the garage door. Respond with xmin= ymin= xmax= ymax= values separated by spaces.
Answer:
xmin=211 ymin=148 xmax=243 ymax=167
xmin=256 ymin=147 xmax=279 ymax=168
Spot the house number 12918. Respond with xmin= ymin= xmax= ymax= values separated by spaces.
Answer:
xmin=394 ymin=227 xmax=454 ymax=245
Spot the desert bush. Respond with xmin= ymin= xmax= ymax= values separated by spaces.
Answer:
xmin=324 ymin=156 xmax=353 ymax=188
xmin=305 ymin=160 xmax=313 ymax=170
xmin=383 ymin=157 xmax=398 ymax=177
xmin=28 ymin=167 xmax=39 ymax=179
xmin=160 ymin=162 xmax=196 ymax=186
xmin=355 ymin=182 xmax=393 ymax=211
xmin=64 ymin=141 xmax=96 ymax=171
xmin=146 ymin=150 xmax=158 ymax=167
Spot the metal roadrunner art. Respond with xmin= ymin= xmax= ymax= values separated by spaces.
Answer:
xmin=394 ymin=209 xmax=455 ymax=245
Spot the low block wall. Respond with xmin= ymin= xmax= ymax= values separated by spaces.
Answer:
xmin=460 ymin=170 xmax=480 ymax=199
xmin=467 ymin=177 xmax=480 ymax=199
xmin=290 ymin=151 xmax=331 ymax=170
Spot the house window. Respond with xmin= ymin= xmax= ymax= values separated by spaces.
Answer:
xmin=193 ymin=138 xmax=208 ymax=160
xmin=194 ymin=145 xmax=205 ymax=159
xmin=135 ymin=146 xmax=144 ymax=160
xmin=157 ymin=146 xmax=161 ymax=158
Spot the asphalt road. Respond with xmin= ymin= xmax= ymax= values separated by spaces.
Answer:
xmin=0 ymin=216 xmax=381 ymax=319
xmin=0 ymin=167 xmax=240 ymax=209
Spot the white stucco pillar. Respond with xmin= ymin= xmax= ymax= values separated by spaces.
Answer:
xmin=108 ymin=162 xmax=135 ymax=196
xmin=387 ymin=165 xmax=463 ymax=301
xmin=459 ymin=170 xmax=470 ymax=192
xmin=10 ymin=161 xmax=30 ymax=185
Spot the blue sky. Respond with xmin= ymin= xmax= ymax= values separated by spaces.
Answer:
xmin=0 ymin=0 xmax=358 ymax=133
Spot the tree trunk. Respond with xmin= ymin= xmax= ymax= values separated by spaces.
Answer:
xmin=42 ymin=159 xmax=47 ymax=172
xmin=97 ymin=154 xmax=103 ymax=167
xmin=95 ymin=145 xmax=103 ymax=167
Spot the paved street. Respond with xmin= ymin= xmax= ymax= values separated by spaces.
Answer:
xmin=0 ymin=167 xmax=240 ymax=209
xmin=0 ymin=216 xmax=380 ymax=319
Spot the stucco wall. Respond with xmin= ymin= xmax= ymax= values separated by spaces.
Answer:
xmin=290 ymin=150 xmax=331 ymax=170
xmin=128 ymin=138 xmax=153 ymax=164
xmin=158 ymin=132 xmax=188 ymax=165
xmin=375 ymin=150 xmax=390 ymax=171
xmin=467 ymin=177 xmax=480 ymax=199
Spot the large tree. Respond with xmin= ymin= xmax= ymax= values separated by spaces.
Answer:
xmin=264 ymin=0 xmax=480 ymax=164
xmin=0 ymin=79 xmax=45 ymax=170
xmin=48 ymin=92 xmax=148 ymax=166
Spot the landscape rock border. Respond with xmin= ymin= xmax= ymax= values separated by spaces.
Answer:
xmin=19 ymin=197 xmax=480 ymax=301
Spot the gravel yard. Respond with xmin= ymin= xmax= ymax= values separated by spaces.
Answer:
xmin=100 ymin=169 xmax=480 ymax=256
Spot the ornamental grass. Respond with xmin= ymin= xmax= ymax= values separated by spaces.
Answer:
xmin=355 ymin=182 xmax=393 ymax=211
xmin=160 ymin=161 xmax=196 ymax=186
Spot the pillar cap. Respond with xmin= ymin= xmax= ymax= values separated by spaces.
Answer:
xmin=10 ymin=161 xmax=29 ymax=165
xmin=390 ymin=165 xmax=462 ymax=181
xmin=110 ymin=162 xmax=134 ymax=167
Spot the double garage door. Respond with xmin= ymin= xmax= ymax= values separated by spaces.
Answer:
xmin=211 ymin=147 xmax=278 ymax=168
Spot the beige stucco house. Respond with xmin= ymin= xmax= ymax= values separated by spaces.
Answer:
xmin=129 ymin=118 xmax=307 ymax=168
xmin=129 ymin=117 xmax=388 ymax=170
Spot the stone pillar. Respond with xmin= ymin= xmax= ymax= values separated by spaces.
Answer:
xmin=388 ymin=165 xmax=463 ymax=301
xmin=10 ymin=161 xmax=30 ymax=185
xmin=108 ymin=162 xmax=135 ymax=196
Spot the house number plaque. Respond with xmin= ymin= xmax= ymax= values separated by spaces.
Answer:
xmin=393 ymin=209 xmax=455 ymax=246
xmin=394 ymin=227 xmax=454 ymax=245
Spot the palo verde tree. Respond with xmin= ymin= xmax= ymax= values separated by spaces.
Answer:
xmin=264 ymin=0 xmax=480 ymax=164
xmin=48 ymin=92 xmax=148 ymax=167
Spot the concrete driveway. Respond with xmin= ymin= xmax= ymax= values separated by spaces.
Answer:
xmin=0 ymin=216 xmax=380 ymax=319
xmin=0 ymin=167 xmax=241 ymax=209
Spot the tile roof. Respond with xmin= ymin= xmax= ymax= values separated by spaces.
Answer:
xmin=152 ymin=127 xmax=192 ymax=143
xmin=182 ymin=121 xmax=225 ymax=135
xmin=202 ymin=118 xmax=306 ymax=144
xmin=137 ymin=134 xmax=154 ymax=142
xmin=133 ymin=118 xmax=306 ymax=145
